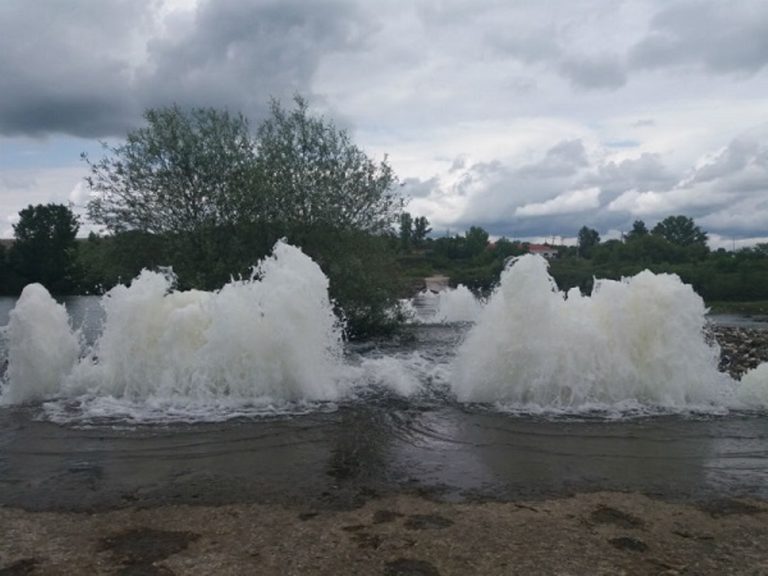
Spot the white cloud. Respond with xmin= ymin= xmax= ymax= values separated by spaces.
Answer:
xmin=0 ymin=167 xmax=87 ymax=237
xmin=516 ymin=187 xmax=600 ymax=217
xmin=2 ymin=1 xmax=768 ymax=245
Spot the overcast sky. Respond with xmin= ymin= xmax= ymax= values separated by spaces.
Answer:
xmin=2 ymin=0 xmax=767 ymax=247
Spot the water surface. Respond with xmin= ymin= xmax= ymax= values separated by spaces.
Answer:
xmin=2 ymin=252 xmax=768 ymax=511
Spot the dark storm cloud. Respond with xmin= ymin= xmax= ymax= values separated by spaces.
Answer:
xmin=629 ymin=2 xmax=768 ymax=74
xmin=402 ymin=176 xmax=440 ymax=199
xmin=584 ymin=153 xmax=677 ymax=200
xmin=0 ymin=0 xmax=144 ymax=136
xmin=686 ymin=138 xmax=760 ymax=185
xmin=489 ymin=28 xmax=627 ymax=90
xmin=558 ymin=56 xmax=627 ymax=90
xmin=137 ymin=0 xmax=371 ymax=120
xmin=0 ymin=0 xmax=372 ymax=137
xmin=518 ymin=140 xmax=589 ymax=178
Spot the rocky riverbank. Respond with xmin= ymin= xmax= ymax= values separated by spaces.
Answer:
xmin=2 ymin=491 xmax=767 ymax=575
xmin=710 ymin=324 xmax=768 ymax=378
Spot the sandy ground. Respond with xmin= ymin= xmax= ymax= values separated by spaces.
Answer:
xmin=2 ymin=491 xmax=767 ymax=575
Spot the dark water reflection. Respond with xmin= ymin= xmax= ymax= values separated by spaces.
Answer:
xmin=1 ymin=401 xmax=767 ymax=512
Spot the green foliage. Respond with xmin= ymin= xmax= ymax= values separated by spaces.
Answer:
xmin=626 ymin=219 xmax=648 ymax=240
xmin=0 ymin=242 xmax=9 ymax=293
xmin=79 ymin=97 xmax=405 ymax=337
xmin=255 ymin=96 xmax=401 ymax=233
xmin=77 ymin=230 xmax=173 ymax=292
xmin=290 ymin=226 xmax=404 ymax=339
xmin=651 ymin=215 xmax=708 ymax=248
xmin=397 ymin=212 xmax=431 ymax=251
xmin=10 ymin=204 xmax=80 ymax=293
xmin=577 ymin=226 xmax=600 ymax=258
xmin=551 ymin=232 xmax=768 ymax=303
xmin=465 ymin=226 xmax=490 ymax=257
xmin=85 ymin=105 xmax=258 ymax=234
xmin=398 ymin=227 xmax=519 ymax=295
xmin=413 ymin=216 xmax=431 ymax=246
xmin=399 ymin=212 xmax=413 ymax=250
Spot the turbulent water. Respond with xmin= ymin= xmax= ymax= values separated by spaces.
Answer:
xmin=1 ymin=242 xmax=346 ymax=420
xmin=1 ymin=244 xmax=767 ymax=424
xmin=404 ymin=284 xmax=484 ymax=324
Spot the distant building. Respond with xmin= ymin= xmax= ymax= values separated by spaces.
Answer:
xmin=527 ymin=243 xmax=559 ymax=259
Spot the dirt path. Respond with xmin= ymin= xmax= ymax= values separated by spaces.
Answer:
xmin=2 ymin=491 xmax=767 ymax=575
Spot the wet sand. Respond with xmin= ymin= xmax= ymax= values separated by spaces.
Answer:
xmin=2 ymin=491 xmax=767 ymax=575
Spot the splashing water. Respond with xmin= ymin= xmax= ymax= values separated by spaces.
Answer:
xmin=0 ymin=284 xmax=80 ymax=404
xmin=1 ymin=241 xmax=346 ymax=417
xmin=451 ymin=254 xmax=768 ymax=413
xmin=408 ymin=285 xmax=484 ymax=323
xmin=2 ymin=248 xmax=767 ymax=421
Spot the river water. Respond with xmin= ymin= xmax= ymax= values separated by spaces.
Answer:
xmin=1 ymin=244 xmax=767 ymax=511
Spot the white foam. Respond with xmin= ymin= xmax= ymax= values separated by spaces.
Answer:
xmin=351 ymin=352 xmax=449 ymax=397
xmin=738 ymin=362 xmax=768 ymax=407
xmin=0 ymin=284 xmax=80 ymax=404
xmin=2 ymin=242 xmax=346 ymax=416
xmin=450 ymin=255 xmax=744 ymax=412
xmin=409 ymin=285 xmax=483 ymax=324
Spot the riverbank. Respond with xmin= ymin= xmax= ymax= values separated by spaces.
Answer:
xmin=2 ymin=491 xmax=767 ymax=575
xmin=711 ymin=324 xmax=768 ymax=378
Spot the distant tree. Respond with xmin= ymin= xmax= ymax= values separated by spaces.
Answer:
xmin=0 ymin=241 xmax=7 ymax=293
xmin=399 ymin=212 xmax=413 ymax=250
xmin=651 ymin=215 xmax=708 ymax=247
xmin=255 ymin=96 xmax=402 ymax=233
xmin=577 ymin=226 xmax=600 ymax=258
xmin=11 ymin=203 xmax=79 ymax=293
xmin=413 ymin=216 xmax=432 ymax=246
xmin=593 ymin=238 xmax=629 ymax=265
xmin=626 ymin=219 xmax=648 ymax=240
xmin=491 ymin=237 xmax=526 ymax=259
xmin=465 ymin=226 xmax=490 ymax=257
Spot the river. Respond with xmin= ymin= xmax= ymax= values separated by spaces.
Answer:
xmin=1 ymin=246 xmax=767 ymax=512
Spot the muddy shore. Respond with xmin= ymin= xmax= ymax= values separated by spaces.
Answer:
xmin=2 ymin=491 xmax=767 ymax=575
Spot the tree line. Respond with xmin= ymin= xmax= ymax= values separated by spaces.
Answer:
xmin=395 ymin=215 xmax=768 ymax=304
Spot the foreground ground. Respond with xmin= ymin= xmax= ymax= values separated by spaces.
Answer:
xmin=2 ymin=491 xmax=767 ymax=575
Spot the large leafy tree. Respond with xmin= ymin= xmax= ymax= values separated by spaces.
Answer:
xmin=84 ymin=98 xmax=402 ymax=238
xmin=82 ymin=98 xmax=405 ymax=336
xmin=255 ymin=96 xmax=401 ymax=233
xmin=651 ymin=215 xmax=708 ymax=247
xmin=84 ymin=105 xmax=259 ymax=234
xmin=11 ymin=204 xmax=80 ymax=293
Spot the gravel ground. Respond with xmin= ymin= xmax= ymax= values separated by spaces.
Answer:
xmin=712 ymin=325 xmax=768 ymax=378
xmin=2 ymin=491 xmax=767 ymax=575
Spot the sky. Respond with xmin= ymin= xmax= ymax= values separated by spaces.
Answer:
xmin=1 ymin=0 xmax=768 ymax=248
